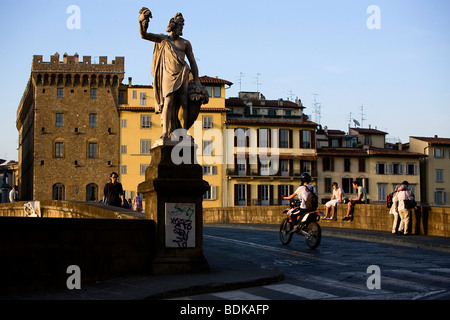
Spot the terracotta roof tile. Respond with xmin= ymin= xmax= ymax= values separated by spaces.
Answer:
xmin=411 ymin=136 xmax=450 ymax=146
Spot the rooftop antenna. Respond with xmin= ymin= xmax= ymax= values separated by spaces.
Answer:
xmin=312 ymin=93 xmax=321 ymax=125
xmin=347 ymin=112 xmax=353 ymax=129
xmin=256 ymin=73 xmax=262 ymax=94
xmin=238 ymin=72 xmax=244 ymax=92
xmin=360 ymin=104 xmax=367 ymax=128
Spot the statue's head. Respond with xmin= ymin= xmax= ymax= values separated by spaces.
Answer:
xmin=167 ymin=12 xmax=184 ymax=35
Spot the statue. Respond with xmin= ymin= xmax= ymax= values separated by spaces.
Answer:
xmin=139 ymin=8 xmax=209 ymax=143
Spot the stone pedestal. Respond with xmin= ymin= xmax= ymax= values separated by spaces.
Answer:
xmin=138 ymin=141 xmax=210 ymax=274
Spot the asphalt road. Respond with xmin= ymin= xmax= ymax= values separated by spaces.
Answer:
xmin=180 ymin=225 xmax=450 ymax=300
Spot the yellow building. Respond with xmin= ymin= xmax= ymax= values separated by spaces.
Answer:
xmin=409 ymin=136 xmax=450 ymax=206
xmin=118 ymin=76 xmax=232 ymax=208
xmin=224 ymin=92 xmax=317 ymax=206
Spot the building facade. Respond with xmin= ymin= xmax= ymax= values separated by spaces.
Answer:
xmin=117 ymin=76 xmax=232 ymax=207
xmin=224 ymin=93 xmax=317 ymax=207
xmin=16 ymin=53 xmax=124 ymax=201
xmin=316 ymin=127 xmax=424 ymax=204
xmin=409 ymin=136 xmax=450 ymax=206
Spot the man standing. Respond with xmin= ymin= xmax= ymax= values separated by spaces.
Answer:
xmin=103 ymin=172 xmax=124 ymax=208
xmin=9 ymin=185 xmax=18 ymax=202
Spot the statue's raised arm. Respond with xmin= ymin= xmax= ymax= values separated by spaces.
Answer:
xmin=139 ymin=7 xmax=163 ymax=42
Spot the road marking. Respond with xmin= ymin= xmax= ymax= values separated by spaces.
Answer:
xmin=204 ymin=234 xmax=348 ymax=266
xmin=211 ymin=290 xmax=269 ymax=300
xmin=264 ymin=283 xmax=337 ymax=299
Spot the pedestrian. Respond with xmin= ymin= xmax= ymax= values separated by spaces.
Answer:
xmin=343 ymin=180 xmax=367 ymax=221
xmin=132 ymin=193 xmax=143 ymax=212
xmin=390 ymin=184 xmax=401 ymax=233
xmin=9 ymin=185 xmax=18 ymax=202
xmin=102 ymin=172 xmax=125 ymax=208
xmin=324 ymin=182 xmax=344 ymax=221
xmin=396 ymin=183 xmax=414 ymax=235
xmin=282 ymin=172 xmax=318 ymax=231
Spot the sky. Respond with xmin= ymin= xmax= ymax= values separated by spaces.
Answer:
xmin=1 ymin=0 xmax=449 ymax=161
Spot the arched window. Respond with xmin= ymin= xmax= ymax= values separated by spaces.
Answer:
xmin=86 ymin=183 xmax=98 ymax=202
xmin=52 ymin=183 xmax=65 ymax=200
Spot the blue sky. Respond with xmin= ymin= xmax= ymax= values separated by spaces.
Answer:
xmin=1 ymin=0 xmax=449 ymax=161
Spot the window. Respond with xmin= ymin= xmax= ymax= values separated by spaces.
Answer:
xmin=260 ymin=160 xmax=270 ymax=176
xmin=203 ymin=140 xmax=213 ymax=156
xmin=203 ymin=186 xmax=218 ymax=200
xmin=213 ymin=86 xmax=221 ymax=98
xmin=120 ymin=165 xmax=127 ymax=175
xmin=86 ymin=183 xmax=98 ymax=202
xmin=202 ymin=165 xmax=217 ymax=175
xmin=436 ymin=169 xmax=444 ymax=183
xmin=235 ymin=128 xmax=248 ymax=147
xmin=378 ymin=183 xmax=387 ymax=201
xmin=57 ymin=88 xmax=63 ymax=98
xmin=140 ymin=140 xmax=151 ymax=155
xmin=301 ymin=160 xmax=311 ymax=174
xmin=376 ymin=162 xmax=388 ymax=174
xmin=344 ymin=158 xmax=351 ymax=172
xmin=323 ymin=158 xmax=334 ymax=171
xmin=279 ymin=185 xmax=290 ymax=205
xmin=202 ymin=116 xmax=213 ymax=129
xmin=118 ymin=91 xmax=125 ymax=104
xmin=390 ymin=163 xmax=403 ymax=175
xmin=324 ymin=177 xmax=332 ymax=194
xmin=89 ymin=113 xmax=97 ymax=127
xmin=435 ymin=190 xmax=447 ymax=205
xmin=52 ymin=183 xmax=65 ymax=200
xmin=236 ymin=184 xmax=247 ymax=206
xmin=140 ymin=164 xmax=149 ymax=175
xmin=300 ymin=130 xmax=311 ymax=149
xmin=55 ymin=113 xmax=64 ymax=127
xmin=279 ymin=129 xmax=290 ymax=148
xmin=259 ymin=185 xmax=270 ymax=206
xmin=139 ymin=92 xmax=146 ymax=106
xmin=358 ymin=158 xmax=366 ymax=172
xmin=132 ymin=90 xmax=137 ymax=99
xmin=141 ymin=115 xmax=151 ymax=129
xmin=88 ymin=142 xmax=98 ymax=158
xmin=342 ymin=178 xmax=353 ymax=194
xmin=90 ymin=88 xmax=97 ymax=98
xmin=280 ymin=159 xmax=289 ymax=176
xmin=55 ymin=142 xmax=64 ymax=158
xmin=121 ymin=119 xmax=127 ymax=128
xmin=120 ymin=145 xmax=127 ymax=154
xmin=258 ymin=128 xmax=269 ymax=148
xmin=205 ymin=86 xmax=221 ymax=98
xmin=406 ymin=163 xmax=418 ymax=175
xmin=434 ymin=148 xmax=445 ymax=158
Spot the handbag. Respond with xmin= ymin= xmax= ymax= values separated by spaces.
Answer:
xmin=403 ymin=194 xmax=416 ymax=209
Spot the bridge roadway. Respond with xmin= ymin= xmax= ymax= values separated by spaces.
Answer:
xmin=2 ymin=223 xmax=449 ymax=303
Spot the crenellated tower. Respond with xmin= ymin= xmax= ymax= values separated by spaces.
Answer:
xmin=17 ymin=53 xmax=125 ymax=201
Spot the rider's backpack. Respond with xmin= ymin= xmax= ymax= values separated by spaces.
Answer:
xmin=386 ymin=192 xmax=394 ymax=208
xmin=304 ymin=186 xmax=318 ymax=211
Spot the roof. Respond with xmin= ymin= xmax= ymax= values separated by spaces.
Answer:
xmin=226 ymin=97 xmax=302 ymax=109
xmin=410 ymin=136 xmax=450 ymax=146
xmin=317 ymin=147 xmax=425 ymax=158
xmin=199 ymin=76 xmax=233 ymax=86
xmin=350 ymin=128 xmax=387 ymax=135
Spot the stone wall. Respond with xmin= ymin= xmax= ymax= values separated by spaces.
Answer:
xmin=204 ymin=204 xmax=450 ymax=237
xmin=0 ymin=217 xmax=155 ymax=292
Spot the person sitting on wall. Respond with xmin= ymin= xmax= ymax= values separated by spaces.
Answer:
xmin=324 ymin=182 xmax=344 ymax=221
xmin=343 ymin=180 xmax=367 ymax=221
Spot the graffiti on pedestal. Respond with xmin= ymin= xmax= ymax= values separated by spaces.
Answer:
xmin=165 ymin=203 xmax=195 ymax=248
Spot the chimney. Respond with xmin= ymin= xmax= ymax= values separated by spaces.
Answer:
xmin=128 ymin=77 xmax=133 ymax=87
xmin=435 ymin=135 xmax=438 ymax=138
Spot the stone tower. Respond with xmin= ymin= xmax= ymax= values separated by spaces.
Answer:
xmin=16 ymin=53 xmax=125 ymax=201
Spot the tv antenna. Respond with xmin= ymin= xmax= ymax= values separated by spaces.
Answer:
xmin=360 ymin=104 xmax=367 ymax=128
xmin=238 ymin=72 xmax=244 ymax=92
xmin=312 ymin=93 xmax=322 ymax=125
xmin=256 ymin=73 xmax=262 ymax=93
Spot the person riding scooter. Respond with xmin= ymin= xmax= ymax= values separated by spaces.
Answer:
xmin=282 ymin=172 xmax=317 ymax=231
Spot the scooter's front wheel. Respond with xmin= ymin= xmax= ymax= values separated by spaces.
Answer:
xmin=305 ymin=221 xmax=322 ymax=249
xmin=279 ymin=218 xmax=293 ymax=245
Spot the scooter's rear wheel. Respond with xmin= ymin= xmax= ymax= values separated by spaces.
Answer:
xmin=279 ymin=218 xmax=293 ymax=245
